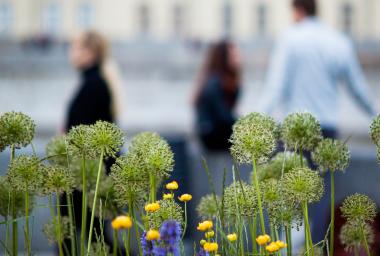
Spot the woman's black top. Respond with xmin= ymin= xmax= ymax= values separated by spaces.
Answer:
xmin=195 ymin=74 xmax=239 ymax=151
xmin=65 ymin=64 xmax=113 ymax=131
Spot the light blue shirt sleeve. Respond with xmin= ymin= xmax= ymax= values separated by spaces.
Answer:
xmin=343 ymin=43 xmax=376 ymax=116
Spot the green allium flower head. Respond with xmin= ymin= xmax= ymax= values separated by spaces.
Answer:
xmin=282 ymin=167 xmax=324 ymax=204
xmin=67 ymin=125 xmax=93 ymax=157
xmin=89 ymin=242 xmax=110 ymax=256
xmin=256 ymin=152 xmax=307 ymax=182
xmin=146 ymin=199 xmax=184 ymax=230
xmin=88 ymin=121 xmax=124 ymax=158
xmin=0 ymin=176 xmax=33 ymax=217
xmin=340 ymin=194 xmax=377 ymax=223
xmin=45 ymin=135 xmax=69 ymax=167
xmin=41 ymin=165 xmax=75 ymax=195
xmin=128 ymin=132 xmax=174 ymax=179
xmin=230 ymin=112 xmax=278 ymax=164
xmin=0 ymin=111 xmax=35 ymax=151
xmin=223 ymin=181 xmax=257 ymax=218
xmin=281 ymin=112 xmax=322 ymax=151
xmin=196 ymin=194 xmax=220 ymax=220
xmin=110 ymin=154 xmax=150 ymax=207
xmin=312 ymin=138 xmax=350 ymax=173
xmin=7 ymin=155 xmax=43 ymax=192
xmin=370 ymin=114 xmax=380 ymax=146
xmin=43 ymin=216 xmax=71 ymax=244
xmin=339 ymin=221 xmax=374 ymax=253
xmin=87 ymin=176 xmax=120 ymax=219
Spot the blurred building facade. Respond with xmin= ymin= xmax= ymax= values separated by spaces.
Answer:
xmin=0 ymin=0 xmax=379 ymax=42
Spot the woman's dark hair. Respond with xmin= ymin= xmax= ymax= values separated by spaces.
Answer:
xmin=194 ymin=40 xmax=241 ymax=103
xmin=292 ymin=0 xmax=317 ymax=16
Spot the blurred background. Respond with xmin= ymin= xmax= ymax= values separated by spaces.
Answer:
xmin=0 ymin=0 xmax=380 ymax=254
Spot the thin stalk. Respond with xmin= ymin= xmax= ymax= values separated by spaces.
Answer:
xmin=81 ymin=155 xmax=87 ymax=256
xmin=149 ymin=173 xmax=156 ymax=203
xmin=354 ymin=246 xmax=359 ymax=256
xmin=252 ymin=158 xmax=266 ymax=235
xmin=285 ymin=226 xmax=292 ymax=256
xmin=181 ymin=202 xmax=188 ymax=239
xmin=360 ymin=223 xmax=371 ymax=256
xmin=302 ymin=202 xmax=314 ymax=256
xmin=122 ymin=231 xmax=130 ymax=256
xmin=10 ymin=145 xmax=18 ymax=256
xmin=87 ymin=149 xmax=104 ymax=255
xmin=329 ymin=171 xmax=335 ymax=256
xmin=248 ymin=217 xmax=257 ymax=255
xmin=113 ymin=229 xmax=118 ymax=256
xmin=66 ymin=193 xmax=76 ymax=256
xmin=56 ymin=195 xmax=64 ymax=256
xmin=24 ymin=189 xmax=31 ymax=255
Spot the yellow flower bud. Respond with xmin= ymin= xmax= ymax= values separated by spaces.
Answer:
xmin=205 ymin=230 xmax=214 ymax=238
xmin=163 ymin=193 xmax=174 ymax=199
xmin=166 ymin=181 xmax=179 ymax=190
xmin=256 ymin=234 xmax=271 ymax=245
xmin=111 ymin=216 xmax=132 ymax=230
xmin=227 ymin=233 xmax=237 ymax=242
xmin=146 ymin=230 xmax=160 ymax=241
xmin=266 ymin=242 xmax=280 ymax=252
xmin=145 ymin=202 xmax=160 ymax=213
xmin=203 ymin=242 xmax=218 ymax=252
xmin=197 ymin=220 xmax=213 ymax=232
xmin=200 ymin=239 xmax=206 ymax=246
xmin=178 ymin=193 xmax=192 ymax=202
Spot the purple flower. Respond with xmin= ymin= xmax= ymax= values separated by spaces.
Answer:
xmin=141 ymin=231 xmax=154 ymax=256
xmin=196 ymin=248 xmax=210 ymax=256
xmin=159 ymin=220 xmax=182 ymax=245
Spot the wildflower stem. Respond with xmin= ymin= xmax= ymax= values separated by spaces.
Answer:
xmin=10 ymin=145 xmax=18 ymax=256
xmin=113 ymin=229 xmax=118 ymax=256
xmin=149 ymin=173 xmax=156 ymax=203
xmin=285 ymin=225 xmax=292 ymax=256
xmin=302 ymin=202 xmax=314 ymax=256
xmin=329 ymin=171 xmax=335 ymax=256
xmin=87 ymin=149 xmax=104 ymax=255
xmin=66 ymin=193 xmax=77 ymax=256
xmin=122 ymin=230 xmax=130 ymax=256
xmin=80 ymin=155 xmax=87 ymax=256
xmin=249 ymin=217 xmax=257 ymax=255
xmin=181 ymin=202 xmax=188 ymax=240
xmin=252 ymin=158 xmax=266 ymax=235
xmin=24 ymin=189 xmax=31 ymax=256
xmin=360 ymin=223 xmax=371 ymax=256
xmin=56 ymin=194 xmax=64 ymax=256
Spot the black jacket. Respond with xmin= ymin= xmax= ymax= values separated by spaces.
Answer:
xmin=65 ymin=64 xmax=113 ymax=131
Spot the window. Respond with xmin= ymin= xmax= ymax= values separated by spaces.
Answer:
xmin=138 ymin=4 xmax=150 ymax=35
xmin=0 ymin=2 xmax=12 ymax=35
xmin=256 ymin=3 xmax=267 ymax=36
xmin=342 ymin=3 xmax=353 ymax=34
xmin=173 ymin=4 xmax=184 ymax=37
xmin=77 ymin=2 xmax=94 ymax=29
xmin=223 ymin=3 xmax=233 ymax=37
xmin=42 ymin=3 xmax=61 ymax=35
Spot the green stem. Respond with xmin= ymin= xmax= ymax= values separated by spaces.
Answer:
xmin=81 ymin=155 xmax=87 ymax=256
xmin=361 ymin=223 xmax=371 ymax=256
xmin=252 ymin=158 xmax=266 ymax=235
xmin=66 ymin=193 xmax=76 ymax=256
xmin=302 ymin=202 xmax=314 ymax=256
xmin=24 ymin=189 xmax=31 ymax=256
xmin=249 ymin=217 xmax=257 ymax=255
xmin=122 ymin=231 xmax=130 ymax=256
xmin=87 ymin=150 xmax=104 ymax=255
xmin=354 ymin=246 xmax=359 ymax=256
xmin=56 ymin=195 xmax=64 ymax=256
xmin=149 ymin=173 xmax=156 ymax=203
xmin=181 ymin=202 xmax=188 ymax=239
xmin=10 ymin=145 xmax=18 ymax=256
xmin=285 ymin=226 xmax=292 ymax=256
xmin=113 ymin=229 xmax=118 ymax=256
xmin=329 ymin=172 xmax=335 ymax=256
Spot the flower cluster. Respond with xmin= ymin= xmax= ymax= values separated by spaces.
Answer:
xmin=0 ymin=176 xmax=30 ymax=217
xmin=196 ymin=194 xmax=220 ymax=220
xmin=41 ymin=165 xmax=75 ymax=195
xmin=223 ymin=181 xmax=257 ymax=218
xmin=147 ymin=199 xmax=184 ymax=230
xmin=312 ymin=138 xmax=350 ymax=173
xmin=339 ymin=221 xmax=374 ymax=253
xmin=42 ymin=216 xmax=71 ymax=244
xmin=45 ymin=135 xmax=69 ymax=167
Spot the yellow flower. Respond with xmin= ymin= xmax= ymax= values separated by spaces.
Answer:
xmin=203 ymin=242 xmax=218 ymax=252
xmin=166 ymin=181 xmax=179 ymax=190
xmin=266 ymin=242 xmax=280 ymax=253
xmin=197 ymin=220 xmax=213 ymax=231
xmin=146 ymin=230 xmax=160 ymax=241
xmin=178 ymin=193 xmax=192 ymax=202
xmin=205 ymin=230 xmax=214 ymax=238
xmin=256 ymin=234 xmax=271 ymax=245
xmin=227 ymin=233 xmax=237 ymax=242
xmin=275 ymin=240 xmax=287 ymax=248
xmin=111 ymin=216 xmax=132 ymax=230
xmin=163 ymin=193 xmax=173 ymax=199
xmin=145 ymin=202 xmax=160 ymax=213
xmin=200 ymin=239 xmax=206 ymax=246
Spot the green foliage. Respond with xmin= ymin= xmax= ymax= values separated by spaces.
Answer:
xmin=312 ymin=138 xmax=350 ymax=173
xmin=0 ymin=176 xmax=32 ymax=217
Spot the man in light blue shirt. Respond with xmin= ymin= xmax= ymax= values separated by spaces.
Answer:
xmin=260 ymin=0 xmax=375 ymax=133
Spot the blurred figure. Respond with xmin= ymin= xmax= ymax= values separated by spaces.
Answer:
xmin=259 ymin=0 xmax=376 ymax=246
xmin=193 ymin=40 xmax=241 ymax=151
xmin=259 ymin=0 xmax=375 ymax=139
xmin=64 ymin=30 xmax=122 ymax=253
